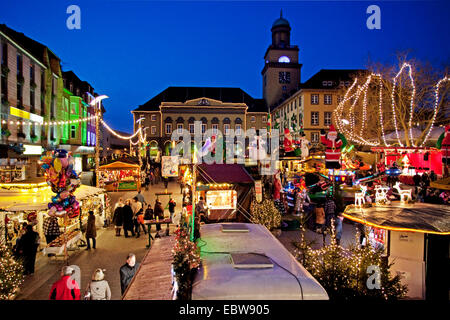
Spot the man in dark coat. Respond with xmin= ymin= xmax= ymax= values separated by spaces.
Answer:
xmin=122 ymin=200 xmax=135 ymax=238
xmin=154 ymin=199 xmax=164 ymax=238
xmin=85 ymin=211 xmax=97 ymax=250
xmin=17 ymin=224 xmax=40 ymax=275
xmin=120 ymin=253 xmax=140 ymax=296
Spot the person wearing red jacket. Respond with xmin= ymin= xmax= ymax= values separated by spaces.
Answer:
xmin=49 ymin=266 xmax=81 ymax=300
xmin=320 ymin=124 xmax=342 ymax=169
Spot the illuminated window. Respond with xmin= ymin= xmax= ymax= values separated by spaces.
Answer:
xmin=201 ymin=124 xmax=206 ymax=133
xmin=311 ymin=94 xmax=319 ymax=105
xmin=151 ymin=126 xmax=156 ymax=134
xmin=311 ymin=112 xmax=319 ymax=125
xmin=224 ymin=124 xmax=230 ymax=135
xmin=324 ymin=112 xmax=332 ymax=126
xmin=324 ymin=94 xmax=332 ymax=105
xmin=177 ymin=123 xmax=183 ymax=134
xmin=236 ymin=124 xmax=241 ymax=135
xmin=189 ymin=124 xmax=195 ymax=134
xmin=251 ymin=116 xmax=256 ymax=122
xmin=165 ymin=123 xmax=172 ymax=135
xmin=212 ymin=124 xmax=218 ymax=134
xmin=151 ymin=114 xmax=157 ymax=121
xmin=311 ymin=132 xmax=320 ymax=143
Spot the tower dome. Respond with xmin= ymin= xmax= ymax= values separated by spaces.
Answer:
xmin=271 ymin=10 xmax=291 ymax=47
xmin=271 ymin=10 xmax=290 ymax=29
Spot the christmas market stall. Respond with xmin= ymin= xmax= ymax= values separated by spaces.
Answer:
xmin=0 ymin=183 xmax=108 ymax=256
xmin=343 ymin=202 xmax=449 ymax=300
xmin=98 ymin=161 xmax=141 ymax=191
xmin=195 ymin=164 xmax=254 ymax=222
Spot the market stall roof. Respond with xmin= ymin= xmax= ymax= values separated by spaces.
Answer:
xmin=192 ymin=223 xmax=328 ymax=300
xmin=197 ymin=164 xmax=254 ymax=184
xmin=0 ymin=185 xmax=105 ymax=212
xmin=430 ymin=177 xmax=450 ymax=191
xmin=98 ymin=161 xmax=140 ymax=171
xmin=344 ymin=203 xmax=450 ymax=235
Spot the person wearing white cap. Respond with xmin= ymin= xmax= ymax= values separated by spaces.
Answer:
xmin=49 ymin=266 xmax=81 ymax=300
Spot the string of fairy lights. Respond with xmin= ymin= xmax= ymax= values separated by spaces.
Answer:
xmin=333 ymin=62 xmax=448 ymax=147
xmin=1 ymin=115 xmax=97 ymax=126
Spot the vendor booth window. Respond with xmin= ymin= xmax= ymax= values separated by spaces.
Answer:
xmin=165 ymin=123 xmax=172 ymax=135
xmin=311 ymin=112 xmax=319 ymax=125
xmin=206 ymin=190 xmax=237 ymax=210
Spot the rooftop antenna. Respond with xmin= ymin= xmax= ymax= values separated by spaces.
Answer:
xmin=280 ymin=9 xmax=283 ymax=18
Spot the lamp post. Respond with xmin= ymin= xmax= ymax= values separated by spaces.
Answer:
xmin=89 ymin=95 xmax=109 ymax=187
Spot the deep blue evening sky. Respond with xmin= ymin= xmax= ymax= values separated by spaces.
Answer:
xmin=1 ymin=1 xmax=449 ymax=132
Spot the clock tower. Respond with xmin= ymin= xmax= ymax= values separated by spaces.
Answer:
xmin=262 ymin=10 xmax=302 ymax=110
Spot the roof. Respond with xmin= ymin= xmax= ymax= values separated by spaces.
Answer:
xmin=192 ymin=223 xmax=329 ymax=300
xmin=98 ymin=161 xmax=140 ymax=171
xmin=134 ymin=87 xmax=267 ymax=113
xmin=0 ymin=24 xmax=61 ymax=72
xmin=300 ymin=69 xmax=366 ymax=90
xmin=344 ymin=202 xmax=450 ymax=235
xmin=272 ymin=10 xmax=290 ymax=28
xmin=197 ymin=164 xmax=254 ymax=184
xmin=0 ymin=185 xmax=105 ymax=212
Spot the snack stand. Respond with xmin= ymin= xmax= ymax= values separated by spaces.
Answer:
xmin=195 ymin=164 xmax=254 ymax=222
xmin=343 ymin=202 xmax=450 ymax=300
xmin=0 ymin=184 xmax=107 ymax=256
xmin=98 ymin=161 xmax=141 ymax=191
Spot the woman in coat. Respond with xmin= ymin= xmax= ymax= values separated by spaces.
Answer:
xmin=84 ymin=268 xmax=111 ymax=300
xmin=153 ymin=200 xmax=164 ymax=238
xmin=122 ymin=200 xmax=135 ymax=238
xmin=85 ymin=211 xmax=97 ymax=250
xmin=113 ymin=199 xmax=124 ymax=237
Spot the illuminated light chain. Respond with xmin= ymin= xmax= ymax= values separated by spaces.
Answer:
xmin=390 ymin=63 xmax=416 ymax=147
xmin=100 ymin=119 xmax=142 ymax=140
xmin=420 ymin=76 xmax=449 ymax=147
xmin=376 ymin=74 xmax=390 ymax=147
xmin=0 ymin=115 xmax=97 ymax=126
xmin=359 ymin=79 xmax=369 ymax=137
xmin=334 ymin=63 xmax=446 ymax=147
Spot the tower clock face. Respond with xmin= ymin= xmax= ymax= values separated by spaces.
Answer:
xmin=279 ymin=71 xmax=291 ymax=84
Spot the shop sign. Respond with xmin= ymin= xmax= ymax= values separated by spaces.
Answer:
xmin=10 ymin=106 xmax=43 ymax=124
xmin=255 ymin=180 xmax=262 ymax=202
xmin=162 ymin=156 xmax=179 ymax=177
xmin=23 ymin=144 xmax=44 ymax=155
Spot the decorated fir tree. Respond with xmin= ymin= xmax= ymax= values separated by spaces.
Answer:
xmin=294 ymin=223 xmax=408 ymax=300
xmin=250 ymin=199 xmax=281 ymax=231
xmin=0 ymin=230 xmax=24 ymax=300
xmin=171 ymin=226 xmax=200 ymax=300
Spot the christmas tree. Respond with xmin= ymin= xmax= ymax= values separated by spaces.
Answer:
xmin=294 ymin=223 xmax=407 ymax=300
xmin=171 ymin=226 xmax=200 ymax=300
xmin=250 ymin=199 xmax=281 ymax=231
xmin=0 ymin=229 xmax=24 ymax=300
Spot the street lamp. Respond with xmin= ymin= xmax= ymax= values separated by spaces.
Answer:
xmin=89 ymin=94 xmax=109 ymax=187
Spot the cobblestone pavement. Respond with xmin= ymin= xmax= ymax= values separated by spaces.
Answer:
xmin=16 ymin=179 xmax=183 ymax=300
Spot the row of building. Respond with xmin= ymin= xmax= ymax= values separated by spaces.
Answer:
xmin=132 ymin=12 xmax=361 ymax=156
xmin=0 ymin=24 xmax=127 ymax=182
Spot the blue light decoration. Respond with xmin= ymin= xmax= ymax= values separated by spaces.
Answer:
xmin=385 ymin=167 xmax=402 ymax=177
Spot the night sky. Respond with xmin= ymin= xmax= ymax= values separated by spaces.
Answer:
xmin=1 ymin=1 xmax=449 ymax=133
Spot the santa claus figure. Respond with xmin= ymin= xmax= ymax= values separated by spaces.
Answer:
xmin=320 ymin=124 xmax=342 ymax=169
xmin=284 ymin=128 xmax=294 ymax=154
